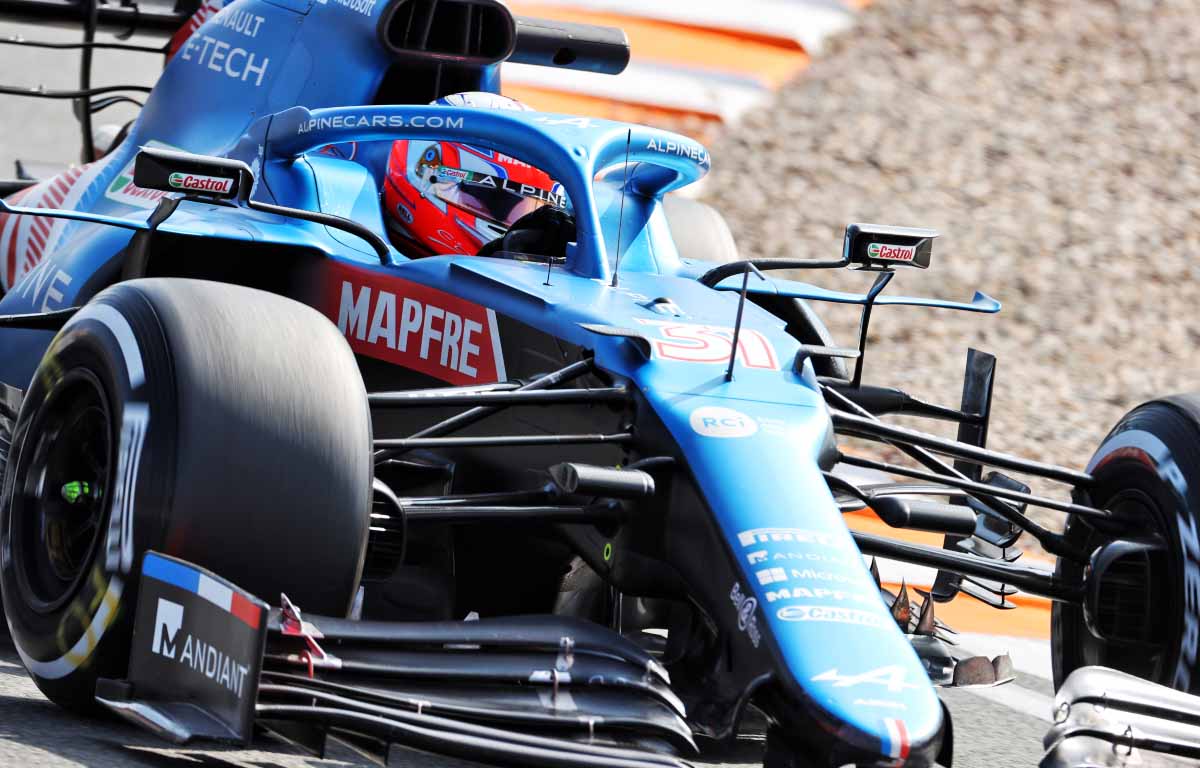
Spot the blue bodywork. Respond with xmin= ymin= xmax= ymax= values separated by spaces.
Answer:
xmin=0 ymin=0 xmax=1005 ymax=762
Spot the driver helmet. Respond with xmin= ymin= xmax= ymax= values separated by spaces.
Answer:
xmin=383 ymin=92 xmax=565 ymax=257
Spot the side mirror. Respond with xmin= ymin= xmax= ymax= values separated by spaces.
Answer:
xmin=133 ymin=147 xmax=253 ymax=203
xmin=843 ymin=223 xmax=938 ymax=270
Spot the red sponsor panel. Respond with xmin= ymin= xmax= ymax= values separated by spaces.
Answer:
xmin=323 ymin=262 xmax=506 ymax=386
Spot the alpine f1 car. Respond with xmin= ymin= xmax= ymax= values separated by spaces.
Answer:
xmin=0 ymin=0 xmax=1198 ymax=766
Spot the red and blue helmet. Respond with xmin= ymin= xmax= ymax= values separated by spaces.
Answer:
xmin=383 ymin=92 xmax=565 ymax=257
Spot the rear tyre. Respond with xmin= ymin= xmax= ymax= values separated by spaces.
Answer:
xmin=0 ymin=278 xmax=372 ymax=709
xmin=1052 ymin=395 xmax=1200 ymax=691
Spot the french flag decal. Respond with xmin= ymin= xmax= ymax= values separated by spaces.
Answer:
xmin=883 ymin=717 xmax=910 ymax=762
xmin=142 ymin=552 xmax=262 ymax=629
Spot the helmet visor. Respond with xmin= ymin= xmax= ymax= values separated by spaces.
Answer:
xmin=432 ymin=168 xmax=564 ymax=229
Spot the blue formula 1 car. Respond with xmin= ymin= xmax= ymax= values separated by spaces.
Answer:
xmin=2 ymin=1 xmax=1200 ymax=766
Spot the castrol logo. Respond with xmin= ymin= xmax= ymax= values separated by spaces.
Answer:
xmin=167 ymin=172 xmax=234 ymax=194
xmin=867 ymin=242 xmax=916 ymax=262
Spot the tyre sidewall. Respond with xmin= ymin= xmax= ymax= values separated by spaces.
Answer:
xmin=1053 ymin=398 xmax=1200 ymax=691
xmin=0 ymin=290 xmax=175 ymax=709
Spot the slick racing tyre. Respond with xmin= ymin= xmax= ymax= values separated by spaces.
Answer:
xmin=0 ymin=278 xmax=372 ymax=710
xmin=1052 ymin=395 xmax=1200 ymax=692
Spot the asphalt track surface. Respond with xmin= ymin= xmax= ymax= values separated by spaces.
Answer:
xmin=0 ymin=18 xmax=1054 ymax=768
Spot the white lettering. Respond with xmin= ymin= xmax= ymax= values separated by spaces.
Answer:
xmin=42 ymin=269 xmax=72 ymax=312
xmin=459 ymin=319 xmax=481 ymax=376
xmin=337 ymin=282 xmax=370 ymax=340
xmin=440 ymin=311 xmax=462 ymax=370
xmin=420 ymin=306 xmax=444 ymax=359
xmin=398 ymin=297 xmax=422 ymax=352
xmin=367 ymin=290 xmax=396 ymax=348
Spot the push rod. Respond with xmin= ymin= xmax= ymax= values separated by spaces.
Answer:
xmin=831 ymin=409 xmax=1094 ymax=487
xmin=369 ymin=386 xmax=629 ymax=407
xmin=838 ymin=454 xmax=1106 ymax=518
xmin=373 ymin=358 xmax=596 ymax=462
xmin=397 ymin=504 xmax=623 ymax=524
xmin=851 ymin=530 xmax=1083 ymax=603
xmin=823 ymin=383 xmax=1084 ymax=560
xmin=374 ymin=432 xmax=633 ymax=451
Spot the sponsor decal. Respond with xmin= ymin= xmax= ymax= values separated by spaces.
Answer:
xmin=867 ymin=242 xmax=916 ymax=262
xmin=2 ymin=163 xmax=100 ymax=291
xmin=645 ymin=137 xmax=710 ymax=168
xmin=763 ymin=586 xmax=873 ymax=605
xmin=327 ymin=262 xmax=506 ymax=386
xmin=17 ymin=258 xmax=73 ymax=312
xmin=106 ymin=141 xmax=181 ymax=209
xmin=767 ymin=551 xmax=853 ymax=565
xmin=1179 ymin=511 xmax=1200 ymax=689
xmin=729 ymin=583 xmax=761 ymax=648
xmin=737 ymin=527 xmax=848 ymax=549
xmin=689 ymin=406 xmax=758 ymax=439
xmin=105 ymin=403 xmax=147 ymax=575
xmin=776 ymin=604 xmax=888 ymax=628
xmin=812 ymin=665 xmax=919 ymax=692
xmin=152 ymin=599 xmax=184 ymax=658
xmin=635 ymin=319 xmax=779 ymax=370
xmin=747 ymin=550 xmax=769 ymax=565
xmin=323 ymin=0 xmax=378 ymax=15
xmin=212 ymin=8 xmax=265 ymax=37
xmin=437 ymin=167 xmax=470 ymax=183
xmin=461 ymin=173 xmax=566 ymax=208
xmin=756 ymin=566 xmax=854 ymax=587
xmin=298 ymin=113 xmax=465 ymax=135
xmin=179 ymin=34 xmax=269 ymax=87
xmin=756 ymin=567 xmax=787 ymax=585
xmin=140 ymin=554 xmax=262 ymax=700
xmin=168 ymin=172 xmax=234 ymax=194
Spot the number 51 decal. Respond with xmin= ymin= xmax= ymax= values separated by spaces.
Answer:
xmin=636 ymin=319 xmax=779 ymax=370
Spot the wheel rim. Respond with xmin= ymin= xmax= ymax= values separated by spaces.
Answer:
xmin=12 ymin=369 xmax=113 ymax=614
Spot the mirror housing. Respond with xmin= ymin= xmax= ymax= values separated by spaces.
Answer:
xmin=133 ymin=147 xmax=253 ymax=203
xmin=843 ymin=223 xmax=937 ymax=270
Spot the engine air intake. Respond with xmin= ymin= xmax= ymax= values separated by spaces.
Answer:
xmin=378 ymin=0 xmax=516 ymax=66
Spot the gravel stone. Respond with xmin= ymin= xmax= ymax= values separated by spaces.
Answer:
xmin=704 ymin=0 xmax=1200 ymax=521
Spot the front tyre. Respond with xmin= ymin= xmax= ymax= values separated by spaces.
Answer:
xmin=0 ymin=279 xmax=372 ymax=710
xmin=1052 ymin=395 xmax=1200 ymax=691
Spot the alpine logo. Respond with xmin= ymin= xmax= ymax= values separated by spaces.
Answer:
xmin=167 ymin=172 xmax=234 ymax=194
xmin=867 ymin=242 xmax=916 ymax=262
xmin=152 ymin=598 xmax=185 ymax=658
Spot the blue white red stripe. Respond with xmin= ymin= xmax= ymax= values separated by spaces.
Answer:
xmin=142 ymin=552 xmax=262 ymax=629
xmin=882 ymin=717 xmax=910 ymax=761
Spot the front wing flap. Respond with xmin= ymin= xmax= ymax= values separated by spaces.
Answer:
xmin=99 ymin=552 xmax=696 ymax=767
